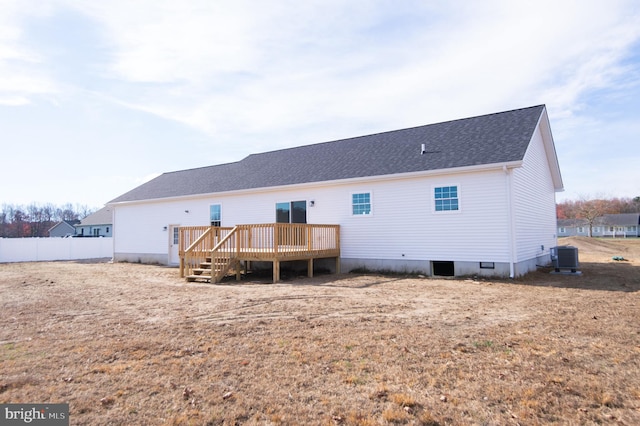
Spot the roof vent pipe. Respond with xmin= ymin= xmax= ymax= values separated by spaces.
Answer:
xmin=421 ymin=143 xmax=426 ymax=155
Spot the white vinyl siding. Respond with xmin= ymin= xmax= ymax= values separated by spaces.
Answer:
xmin=339 ymin=171 xmax=510 ymax=262
xmin=113 ymin=170 xmax=512 ymax=264
xmin=511 ymin=126 xmax=558 ymax=263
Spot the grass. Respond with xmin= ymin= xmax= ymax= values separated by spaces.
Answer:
xmin=1 ymin=237 xmax=639 ymax=424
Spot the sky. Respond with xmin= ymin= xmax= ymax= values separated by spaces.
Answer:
xmin=1 ymin=0 xmax=639 ymax=209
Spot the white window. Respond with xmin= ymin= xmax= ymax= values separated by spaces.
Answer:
xmin=351 ymin=192 xmax=372 ymax=215
xmin=434 ymin=185 xmax=459 ymax=212
xmin=210 ymin=204 xmax=221 ymax=226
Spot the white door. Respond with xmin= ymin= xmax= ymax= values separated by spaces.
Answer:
xmin=169 ymin=225 xmax=180 ymax=265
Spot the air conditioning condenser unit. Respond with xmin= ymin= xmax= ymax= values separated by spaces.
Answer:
xmin=550 ymin=245 xmax=580 ymax=274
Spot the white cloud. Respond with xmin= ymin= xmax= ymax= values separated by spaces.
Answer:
xmin=0 ymin=0 xmax=60 ymax=105
xmin=59 ymin=0 xmax=638 ymax=143
xmin=1 ymin=0 xmax=639 ymax=204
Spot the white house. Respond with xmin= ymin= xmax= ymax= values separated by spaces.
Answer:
xmin=75 ymin=206 xmax=113 ymax=237
xmin=108 ymin=105 xmax=563 ymax=278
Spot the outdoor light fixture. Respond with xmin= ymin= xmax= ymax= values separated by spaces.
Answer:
xmin=309 ymin=200 xmax=315 ymax=207
xmin=184 ymin=210 xmax=190 ymax=213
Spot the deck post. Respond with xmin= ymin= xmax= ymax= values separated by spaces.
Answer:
xmin=308 ymin=258 xmax=313 ymax=278
xmin=273 ymin=260 xmax=280 ymax=283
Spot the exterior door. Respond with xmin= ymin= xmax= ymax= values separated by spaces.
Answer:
xmin=169 ymin=224 xmax=180 ymax=265
xmin=276 ymin=200 xmax=307 ymax=224
xmin=276 ymin=201 xmax=306 ymax=246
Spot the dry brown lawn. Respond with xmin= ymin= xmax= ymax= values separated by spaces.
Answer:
xmin=1 ymin=236 xmax=639 ymax=425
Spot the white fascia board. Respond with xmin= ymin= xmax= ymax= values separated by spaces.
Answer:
xmin=107 ymin=161 xmax=524 ymax=207
xmin=536 ymin=107 xmax=564 ymax=192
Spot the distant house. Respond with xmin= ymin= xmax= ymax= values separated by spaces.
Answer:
xmin=108 ymin=105 xmax=563 ymax=278
xmin=557 ymin=218 xmax=589 ymax=237
xmin=558 ymin=213 xmax=640 ymax=237
xmin=48 ymin=220 xmax=79 ymax=238
xmin=75 ymin=207 xmax=113 ymax=237
xmin=598 ymin=213 xmax=640 ymax=237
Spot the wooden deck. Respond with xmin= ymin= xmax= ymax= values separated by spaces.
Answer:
xmin=179 ymin=223 xmax=340 ymax=283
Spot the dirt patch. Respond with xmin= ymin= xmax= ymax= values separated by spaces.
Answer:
xmin=1 ymin=238 xmax=640 ymax=425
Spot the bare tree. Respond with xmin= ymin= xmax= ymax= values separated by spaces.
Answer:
xmin=76 ymin=204 xmax=95 ymax=219
xmin=0 ymin=206 xmax=8 ymax=238
xmin=58 ymin=203 xmax=78 ymax=222
xmin=11 ymin=207 xmax=28 ymax=238
xmin=575 ymin=198 xmax=615 ymax=237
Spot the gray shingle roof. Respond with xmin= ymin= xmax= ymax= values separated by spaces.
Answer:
xmin=109 ymin=105 xmax=546 ymax=203
xmin=557 ymin=218 xmax=588 ymax=227
xmin=78 ymin=206 xmax=113 ymax=226
xmin=597 ymin=213 xmax=640 ymax=226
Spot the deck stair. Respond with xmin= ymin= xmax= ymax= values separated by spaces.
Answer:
xmin=186 ymin=256 xmax=240 ymax=283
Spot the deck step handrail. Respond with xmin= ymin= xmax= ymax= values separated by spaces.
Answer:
xmin=209 ymin=226 xmax=239 ymax=283
xmin=185 ymin=227 xmax=211 ymax=253
xmin=180 ymin=226 xmax=234 ymax=278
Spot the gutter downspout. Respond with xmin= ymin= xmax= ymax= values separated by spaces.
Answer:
xmin=504 ymin=165 xmax=516 ymax=278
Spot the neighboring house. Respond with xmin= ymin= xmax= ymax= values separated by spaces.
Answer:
xmin=48 ymin=220 xmax=80 ymax=237
xmin=557 ymin=218 xmax=589 ymax=237
xmin=75 ymin=207 xmax=113 ymax=237
xmin=597 ymin=213 xmax=639 ymax=237
xmin=558 ymin=214 xmax=640 ymax=238
xmin=108 ymin=105 xmax=563 ymax=278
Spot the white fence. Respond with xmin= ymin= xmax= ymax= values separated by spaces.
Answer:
xmin=0 ymin=237 xmax=113 ymax=263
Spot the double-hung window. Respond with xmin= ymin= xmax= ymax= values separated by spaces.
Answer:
xmin=434 ymin=185 xmax=459 ymax=212
xmin=352 ymin=192 xmax=371 ymax=215
xmin=210 ymin=204 xmax=221 ymax=226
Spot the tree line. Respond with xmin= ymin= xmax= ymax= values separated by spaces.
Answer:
xmin=0 ymin=203 xmax=97 ymax=238
xmin=556 ymin=196 xmax=640 ymax=219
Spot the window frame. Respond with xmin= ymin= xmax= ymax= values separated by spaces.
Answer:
xmin=432 ymin=184 xmax=460 ymax=213
xmin=351 ymin=191 xmax=373 ymax=216
xmin=210 ymin=204 xmax=222 ymax=227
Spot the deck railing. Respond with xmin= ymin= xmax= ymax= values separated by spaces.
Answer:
xmin=179 ymin=223 xmax=340 ymax=281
